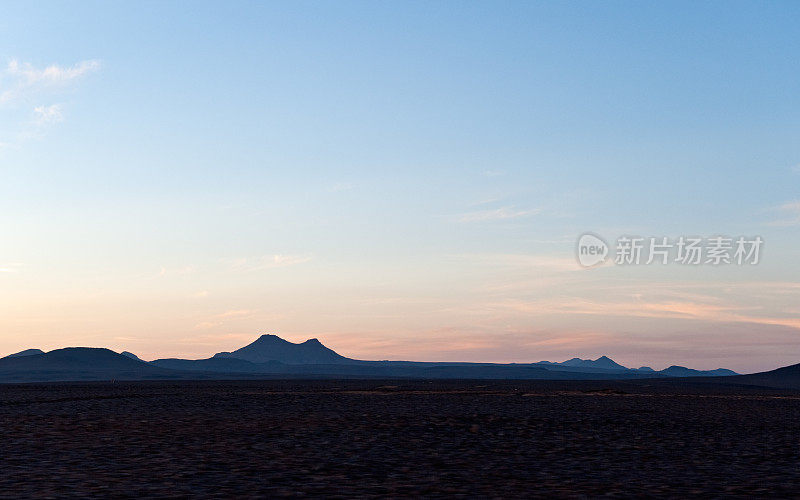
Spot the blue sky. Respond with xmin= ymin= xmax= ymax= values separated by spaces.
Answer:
xmin=1 ymin=1 xmax=799 ymax=372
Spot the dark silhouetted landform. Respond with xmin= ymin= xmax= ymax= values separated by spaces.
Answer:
xmin=0 ymin=348 xmax=176 ymax=382
xmin=709 ymin=361 xmax=800 ymax=390
xmin=660 ymin=365 xmax=737 ymax=377
xmin=213 ymin=334 xmax=350 ymax=364
xmin=540 ymin=355 xmax=627 ymax=370
xmin=120 ymin=351 xmax=143 ymax=361
xmin=5 ymin=348 xmax=44 ymax=358
xmin=4 ymin=333 xmax=797 ymax=387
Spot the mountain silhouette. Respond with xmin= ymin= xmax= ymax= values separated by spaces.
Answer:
xmin=213 ymin=334 xmax=351 ymax=364
xmin=0 ymin=335 xmax=765 ymax=384
xmin=558 ymin=356 xmax=628 ymax=370
xmin=709 ymin=362 xmax=800 ymax=389
xmin=0 ymin=348 xmax=175 ymax=382
xmin=3 ymin=348 xmax=44 ymax=358
xmin=660 ymin=365 xmax=738 ymax=377
xmin=536 ymin=357 xmax=736 ymax=377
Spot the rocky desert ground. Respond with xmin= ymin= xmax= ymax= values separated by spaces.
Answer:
xmin=1 ymin=379 xmax=799 ymax=498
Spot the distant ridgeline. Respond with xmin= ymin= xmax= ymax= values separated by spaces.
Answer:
xmin=7 ymin=334 xmax=793 ymax=387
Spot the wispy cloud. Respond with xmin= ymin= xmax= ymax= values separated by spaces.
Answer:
xmin=452 ymin=253 xmax=580 ymax=271
xmin=768 ymin=200 xmax=800 ymax=226
xmin=157 ymin=265 xmax=196 ymax=277
xmin=273 ymin=254 xmax=312 ymax=266
xmin=32 ymin=104 xmax=64 ymax=126
xmin=216 ymin=309 xmax=256 ymax=319
xmin=459 ymin=206 xmax=540 ymax=222
xmin=0 ymin=263 xmax=24 ymax=273
xmin=7 ymin=58 xmax=99 ymax=83
xmin=469 ymin=196 xmax=503 ymax=207
xmin=229 ymin=254 xmax=313 ymax=272
xmin=328 ymin=181 xmax=354 ymax=192
xmin=482 ymin=280 xmax=800 ymax=333
xmin=0 ymin=58 xmax=99 ymax=148
xmin=12 ymin=104 xmax=67 ymax=143
xmin=1 ymin=59 xmax=100 ymax=103
xmin=194 ymin=309 xmax=261 ymax=330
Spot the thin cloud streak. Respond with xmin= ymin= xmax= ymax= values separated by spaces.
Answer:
xmin=194 ymin=309 xmax=258 ymax=330
xmin=489 ymin=297 xmax=800 ymax=332
xmin=229 ymin=254 xmax=313 ymax=272
xmin=0 ymin=263 xmax=24 ymax=273
xmin=328 ymin=182 xmax=354 ymax=192
xmin=459 ymin=206 xmax=541 ymax=222
xmin=769 ymin=200 xmax=800 ymax=226
xmin=1 ymin=59 xmax=100 ymax=103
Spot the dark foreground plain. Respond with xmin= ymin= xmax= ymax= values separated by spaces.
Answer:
xmin=2 ymin=380 xmax=799 ymax=498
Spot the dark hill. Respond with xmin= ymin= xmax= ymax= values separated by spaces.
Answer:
xmin=0 ymin=348 xmax=177 ymax=383
xmin=559 ymin=356 xmax=627 ymax=371
xmin=3 ymin=348 xmax=44 ymax=359
xmin=213 ymin=334 xmax=351 ymax=364
xmin=715 ymin=362 xmax=800 ymax=390
xmin=661 ymin=365 xmax=738 ymax=377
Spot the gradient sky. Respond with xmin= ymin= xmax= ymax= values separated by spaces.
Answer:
xmin=1 ymin=1 xmax=799 ymax=373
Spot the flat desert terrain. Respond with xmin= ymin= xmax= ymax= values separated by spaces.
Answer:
xmin=1 ymin=379 xmax=799 ymax=497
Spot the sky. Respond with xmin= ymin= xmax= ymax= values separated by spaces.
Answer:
xmin=1 ymin=1 xmax=799 ymax=373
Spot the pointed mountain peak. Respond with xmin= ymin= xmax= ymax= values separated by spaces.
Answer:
xmin=256 ymin=334 xmax=287 ymax=342
xmin=593 ymin=356 xmax=625 ymax=368
xmin=592 ymin=356 xmax=626 ymax=369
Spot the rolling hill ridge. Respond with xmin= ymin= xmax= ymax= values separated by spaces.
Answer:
xmin=3 ymin=334 xmax=788 ymax=386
